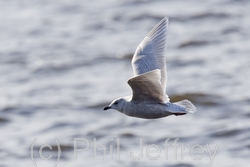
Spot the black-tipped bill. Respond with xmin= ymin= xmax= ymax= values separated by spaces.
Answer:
xmin=103 ymin=106 xmax=111 ymax=110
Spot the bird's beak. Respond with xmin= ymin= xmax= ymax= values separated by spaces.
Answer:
xmin=103 ymin=106 xmax=111 ymax=110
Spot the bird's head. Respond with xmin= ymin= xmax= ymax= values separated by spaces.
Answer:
xmin=103 ymin=97 xmax=126 ymax=112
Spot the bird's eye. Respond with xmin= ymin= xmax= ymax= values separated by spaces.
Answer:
xmin=114 ymin=101 xmax=118 ymax=105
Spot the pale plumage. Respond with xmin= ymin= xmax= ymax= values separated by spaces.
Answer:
xmin=104 ymin=17 xmax=196 ymax=119
xmin=132 ymin=17 xmax=168 ymax=96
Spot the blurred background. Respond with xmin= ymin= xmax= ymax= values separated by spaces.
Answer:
xmin=0 ymin=0 xmax=250 ymax=166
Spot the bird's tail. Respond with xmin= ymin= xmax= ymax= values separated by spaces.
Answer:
xmin=174 ymin=99 xmax=197 ymax=113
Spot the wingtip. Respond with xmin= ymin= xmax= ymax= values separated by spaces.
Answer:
xmin=164 ymin=16 xmax=169 ymax=22
xmin=162 ymin=16 xmax=169 ymax=25
xmin=145 ymin=16 xmax=169 ymax=41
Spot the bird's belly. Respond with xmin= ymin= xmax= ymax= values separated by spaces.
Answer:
xmin=129 ymin=103 xmax=172 ymax=119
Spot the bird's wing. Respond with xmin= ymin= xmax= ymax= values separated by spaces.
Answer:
xmin=127 ymin=69 xmax=169 ymax=103
xmin=131 ymin=17 xmax=168 ymax=93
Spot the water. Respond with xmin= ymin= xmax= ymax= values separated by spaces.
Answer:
xmin=0 ymin=0 xmax=250 ymax=166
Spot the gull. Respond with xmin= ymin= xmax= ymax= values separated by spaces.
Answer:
xmin=103 ymin=17 xmax=196 ymax=119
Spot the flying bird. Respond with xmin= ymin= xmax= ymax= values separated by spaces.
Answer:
xmin=104 ymin=17 xmax=196 ymax=119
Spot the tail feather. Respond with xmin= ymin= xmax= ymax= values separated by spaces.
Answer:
xmin=174 ymin=99 xmax=197 ymax=113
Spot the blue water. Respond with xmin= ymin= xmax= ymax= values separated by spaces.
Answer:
xmin=0 ymin=0 xmax=250 ymax=166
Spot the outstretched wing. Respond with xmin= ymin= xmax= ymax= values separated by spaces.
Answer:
xmin=131 ymin=17 xmax=168 ymax=92
xmin=127 ymin=69 xmax=169 ymax=103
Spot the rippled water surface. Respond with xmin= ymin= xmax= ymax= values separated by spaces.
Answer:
xmin=1 ymin=0 xmax=250 ymax=167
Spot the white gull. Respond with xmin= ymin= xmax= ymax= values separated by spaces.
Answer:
xmin=104 ymin=17 xmax=197 ymax=119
